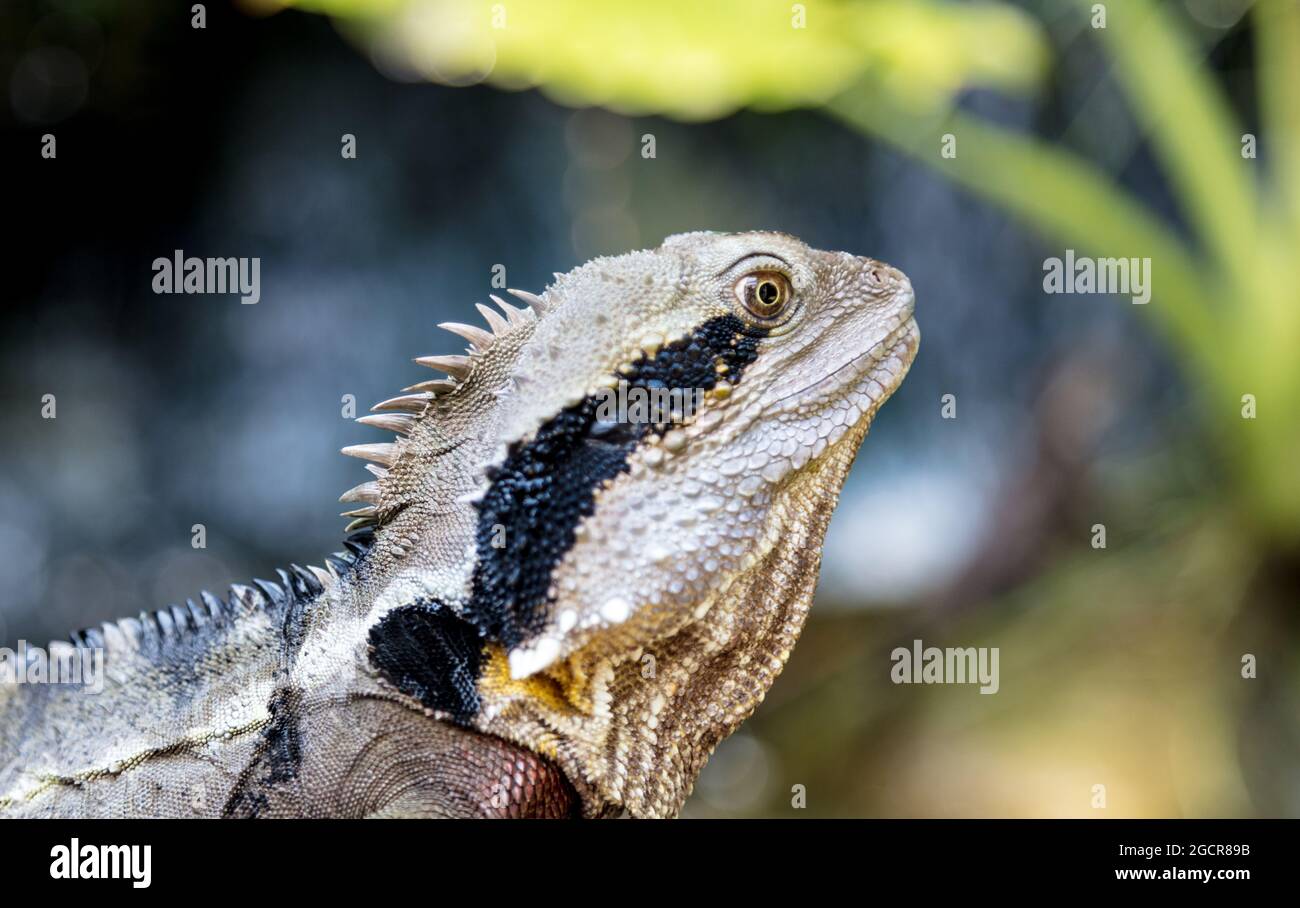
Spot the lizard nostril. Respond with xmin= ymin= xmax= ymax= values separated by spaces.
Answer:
xmin=868 ymin=263 xmax=908 ymax=290
xmin=867 ymin=264 xmax=897 ymax=287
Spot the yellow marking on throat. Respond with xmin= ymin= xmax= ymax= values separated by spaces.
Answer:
xmin=478 ymin=644 xmax=590 ymax=715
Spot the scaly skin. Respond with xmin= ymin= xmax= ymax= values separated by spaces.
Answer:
xmin=0 ymin=231 xmax=917 ymax=818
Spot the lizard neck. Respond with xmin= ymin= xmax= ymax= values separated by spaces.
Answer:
xmin=475 ymin=424 xmax=866 ymax=817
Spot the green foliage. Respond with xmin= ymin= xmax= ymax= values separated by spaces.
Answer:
xmin=290 ymin=0 xmax=1047 ymax=119
xmin=832 ymin=0 xmax=1300 ymax=542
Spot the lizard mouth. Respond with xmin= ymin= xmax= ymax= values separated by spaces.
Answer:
xmin=770 ymin=315 xmax=920 ymax=409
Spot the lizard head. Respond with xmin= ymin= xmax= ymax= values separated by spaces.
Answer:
xmin=348 ymin=230 xmax=918 ymax=816
xmin=487 ymin=230 xmax=918 ymax=671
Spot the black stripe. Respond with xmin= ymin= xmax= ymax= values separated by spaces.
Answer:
xmin=367 ymin=599 xmax=486 ymax=723
xmin=464 ymin=314 xmax=763 ymax=650
xmin=221 ymin=686 xmax=304 ymax=818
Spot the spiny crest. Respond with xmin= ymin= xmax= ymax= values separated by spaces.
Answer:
xmin=338 ymin=288 xmax=548 ymax=532
xmin=60 ymin=538 xmax=378 ymax=659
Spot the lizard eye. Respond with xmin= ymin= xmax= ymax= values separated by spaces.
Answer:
xmin=734 ymin=271 xmax=792 ymax=320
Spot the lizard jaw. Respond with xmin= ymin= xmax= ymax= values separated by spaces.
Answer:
xmin=769 ymin=313 xmax=919 ymax=411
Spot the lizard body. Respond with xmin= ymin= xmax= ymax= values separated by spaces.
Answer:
xmin=0 ymin=231 xmax=918 ymax=818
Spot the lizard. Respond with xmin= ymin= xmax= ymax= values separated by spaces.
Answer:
xmin=0 ymin=230 xmax=918 ymax=818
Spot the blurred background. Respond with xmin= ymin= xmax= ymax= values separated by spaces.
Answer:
xmin=2 ymin=0 xmax=1296 ymax=817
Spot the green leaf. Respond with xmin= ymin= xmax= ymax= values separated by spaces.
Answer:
xmin=293 ymin=0 xmax=1049 ymax=120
